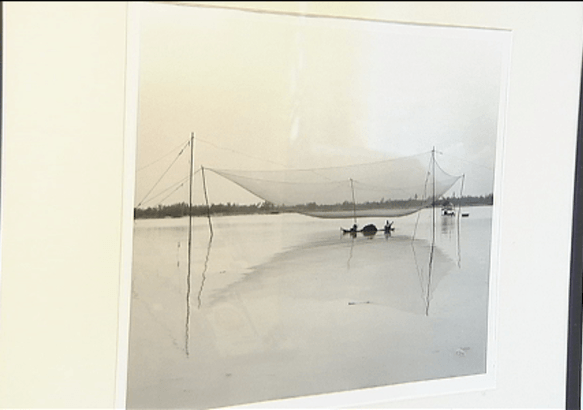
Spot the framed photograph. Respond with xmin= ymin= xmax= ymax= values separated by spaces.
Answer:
xmin=121 ymin=2 xmax=511 ymax=409
xmin=2 ymin=2 xmax=583 ymax=410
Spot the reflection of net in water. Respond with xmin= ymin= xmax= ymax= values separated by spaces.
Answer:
xmin=200 ymin=232 xmax=455 ymax=316
xmin=208 ymin=152 xmax=461 ymax=219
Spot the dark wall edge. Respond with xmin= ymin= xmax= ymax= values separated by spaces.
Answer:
xmin=566 ymin=46 xmax=583 ymax=410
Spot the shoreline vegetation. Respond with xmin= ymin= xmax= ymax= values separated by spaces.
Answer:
xmin=134 ymin=194 xmax=493 ymax=219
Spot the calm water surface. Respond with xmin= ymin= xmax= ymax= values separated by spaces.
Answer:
xmin=126 ymin=207 xmax=493 ymax=409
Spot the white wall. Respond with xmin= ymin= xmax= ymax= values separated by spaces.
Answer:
xmin=0 ymin=2 xmax=128 ymax=408
xmin=0 ymin=2 xmax=581 ymax=408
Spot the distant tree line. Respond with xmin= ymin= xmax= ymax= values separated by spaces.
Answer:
xmin=134 ymin=202 xmax=274 ymax=219
xmin=440 ymin=193 xmax=493 ymax=207
xmin=134 ymin=194 xmax=493 ymax=219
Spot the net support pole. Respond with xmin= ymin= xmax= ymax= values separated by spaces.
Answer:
xmin=456 ymin=173 xmax=465 ymax=267
xmin=186 ymin=132 xmax=195 ymax=357
xmin=188 ymin=133 xmax=195 ymax=259
xmin=457 ymin=174 xmax=465 ymax=216
xmin=350 ymin=178 xmax=357 ymax=226
xmin=201 ymin=165 xmax=214 ymax=236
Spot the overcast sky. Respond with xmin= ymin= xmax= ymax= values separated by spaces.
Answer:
xmin=133 ymin=3 xmax=510 ymax=207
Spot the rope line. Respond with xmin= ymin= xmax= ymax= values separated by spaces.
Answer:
xmin=139 ymin=175 xmax=189 ymax=206
xmin=137 ymin=142 xmax=190 ymax=207
xmin=195 ymin=136 xmax=289 ymax=168
xmin=158 ymin=182 xmax=187 ymax=205
xmin=137 ymin=139 xmax=190 ymax=172
xmin=437 ymin=152 xmax=494 ymax=172
xmin=139 ymin=169 xmax=203 ymax=207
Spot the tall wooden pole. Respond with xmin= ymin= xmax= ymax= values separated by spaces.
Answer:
xmin=188 ymin=133 xmax=194 ymax=274
xmin=350 ymin=178 xmax=357 ymax=226
xmin=185 ymin=132 xmax=195 ymax=356
xmin=201 ymin=166 xmax=213 ymax=236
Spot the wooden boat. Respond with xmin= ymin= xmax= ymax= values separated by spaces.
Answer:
xmin=441 ymin=202 xmax=455 ymax=216
xmin=341 ymin=223 xmax=379 ymax=236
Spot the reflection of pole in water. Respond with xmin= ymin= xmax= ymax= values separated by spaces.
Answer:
xmin=411 ymin=240 xmax=424 ymax=297
xmin=411 ymin=229 xmax=433 ymax=316
xmin=426 ymin=148 xmax=437 ymax=317
xmin=455 ymin=210 xmax=463 ymax=268
xmin=426 ymin=248 xmax=435 ymax=316
xmin=198 ymin=232 xmax=214 ymax=309
xmin=346 ymin=235 xmax=355 ymax=270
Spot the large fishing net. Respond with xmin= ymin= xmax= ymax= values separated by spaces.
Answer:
xmin=208 ymin=152 xmax=461 ymax=219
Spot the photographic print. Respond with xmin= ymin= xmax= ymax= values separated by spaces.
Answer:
xmin=126 ymin=3 xmax=510 ymax=409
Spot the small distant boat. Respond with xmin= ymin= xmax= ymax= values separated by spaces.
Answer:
xmin=441 ymin=202 xmax=455 ymax=216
